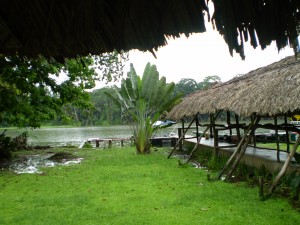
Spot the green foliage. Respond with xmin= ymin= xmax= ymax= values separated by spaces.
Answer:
xmin=0 ymin=130 xmax=15 ymax=159
xmin=0 ymin=129 xmax=29 ymax=159
xmin=89 ymin=87 xmax=122 ymax=125
xmin=200 ymin=75 xmax=221 ymax=90
xmin=174 ymin=78 xmax=200 ymax=96
xmin=0 ymin=52 xmax=128 ymax=128
xmin=105 ymin=63 xmax=182 ymax=153
xmin=174 ymin=76 xmax=221 ymax=97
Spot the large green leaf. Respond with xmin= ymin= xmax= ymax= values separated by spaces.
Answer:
xmin=106 ymin=62 xmax=182 ymax=154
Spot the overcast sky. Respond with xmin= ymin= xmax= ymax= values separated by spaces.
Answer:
xmin=122 ymin=31 xmax=294 ymax=84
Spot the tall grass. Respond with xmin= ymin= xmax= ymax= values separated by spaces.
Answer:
xmin=0 ymin=147 xmax=299 ymax=225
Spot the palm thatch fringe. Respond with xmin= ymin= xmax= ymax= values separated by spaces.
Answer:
xmin=0 ymin=1 xmax=299 ymax=60
xmin=167 ymin=56 xmax=300 ymax=120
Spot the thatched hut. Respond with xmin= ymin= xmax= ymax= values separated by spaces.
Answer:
xmin=167 ymin=56 xmax=300 ymax=194
xmin=0 ymin=1 xmax=299 ymax=60
xmin=168 ymin=56 xmax=300 ymax=120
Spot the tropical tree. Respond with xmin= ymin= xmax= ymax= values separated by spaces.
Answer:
xmin=174 ymin=78 xmax=199 ymax=96
xmin=198 ymin=75 xmax=221 ymax=90
xmin=105 ymin=63 xmax=182 ymax=154
xmin=90 ymin=87 xmax=122 ymax=125
xmin=0 ymin=52 xmax=127 ymax=128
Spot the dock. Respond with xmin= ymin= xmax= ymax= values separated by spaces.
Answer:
xmin=79 ymin=137 xmax=133 ymax=148
xmin=78 ymin=136 xmax=178 ymax=148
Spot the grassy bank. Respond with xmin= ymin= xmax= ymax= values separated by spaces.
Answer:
xmin=0 ymin=147 xmax=299 ymax=225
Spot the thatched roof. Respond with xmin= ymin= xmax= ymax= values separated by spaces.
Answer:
xmin=0 ymin=0 xmax=208 ymax=60
xmin=167 ymin=56 xmax=300 ymax=120
xmin=0 ymin=1 xmax=299 ymax=60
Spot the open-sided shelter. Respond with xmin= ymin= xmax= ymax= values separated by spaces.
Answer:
xmin=167 ymin=56 xmax=300 ymax=195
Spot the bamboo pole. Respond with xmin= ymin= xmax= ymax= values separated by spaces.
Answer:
xmin=268 ymin=134 xmax=300 ymax=195
xmin=167 ymin=117 xmax=195 ymax=159
xmin=274 ymin=116 xmax=280 ymax=162
xmin=217 ymin=115 xmax=260 ymax=180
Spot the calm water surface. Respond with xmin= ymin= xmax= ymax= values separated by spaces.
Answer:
xmin=4 ymin=121 xmax=273 ymax=148
xmin=3 ymin=125 xmax=176 ymax=147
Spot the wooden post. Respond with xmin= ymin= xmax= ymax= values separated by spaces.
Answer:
xmin=284 ymin=115 xmax=290 ymax=153
xmin=274 ymin=116 xmax=280 ymax=162
xmin=259 ymin=176 xmax=264 ymax=199
xmin=178 ymin=128 xmax=182 ymax=150
xmin=235 ymin=114 xmax=241 ymax=141
xmin=167 ymin=117 xmax=195 ymax=159
xmin=186 ymin=125 xmax=210 ymax=163
xmin=251 ymin=115 xmax=257 ymax=147
xmin=186 ymin=110 xmax=222 ymax=163
xmin=217 ymin=115 xmax=259 ymax=180
xmin=213 ymin=129 xmax=219 ymax=157
xmin=212 ymin=112 xmax=219 ymax=156
xmin=225 ymin=116 xmax=261 ymax=180
xmin=209 ymin=114 xmax=213 ymax=138
xmin=121 ymin=140 xmax=124 ymax=147
xmin=227 ymin=111 xmax=232 ymax=136
xmin=180 ymin=119 xmax=185 ymax=150
xmin=195 ymin=115 xmax=199 ymax=142
xmin=268 ymin=134 xmax=300 ymax=195
xmin=96 ymin=140 xmax=100 ymax=147
xmin=108 ymin=139 xmax=112 ymax=148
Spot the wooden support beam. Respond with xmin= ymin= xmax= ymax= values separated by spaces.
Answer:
xmin=180 ymin=119 xmax=185 ymax=150
xmin=235 ymin=114 xmax=241 ymax=141
xmin=195 ymin=115 xmax=200 ymax=143
xmin=167 ymin=117 xmax=195 ymax=159
xmin=284 ymin=115 xmax=290 ymax=153
xmin=186 ymin=110 xmax=222 ymax=163
xmin=274 ymin=116 xmax=280 ymax=162
xmin=225 ymin=116 xmax=261 ymax=181
xmin=108 ymin=139 xmax=112 ymax=148
xmin=213 ymin=128 xmax=219 ymax=157
xmin=227 ymin=111 xmax=232 ymax=136
xmin=217 ymin=115 xmax=260 ymax=180
xmin=259 ymin=176 xmax=264 ymax=199
xmin=209 ymin=114 xmax=213 ymax=138
xmin=186 ymin=125 xmax=210 ymax=163
xmin=268 ymin=134 xmax=300 ymax=195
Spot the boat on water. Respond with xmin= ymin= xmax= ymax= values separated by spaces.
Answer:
xmin=152 ymin=120 xmax=177 ymax=129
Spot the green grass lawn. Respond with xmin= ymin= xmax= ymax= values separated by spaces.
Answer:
xmin=255 ymin=142 xmax=300 ymax=152
xmin=0 ymin=147 xmax=299 ymax=225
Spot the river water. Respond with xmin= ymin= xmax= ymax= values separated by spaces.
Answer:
xmin=2 ymin=125 xmax=178 ymax=147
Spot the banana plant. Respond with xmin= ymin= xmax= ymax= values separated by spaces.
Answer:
xmin=105 ymin=63 xmax=182 ymax=153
